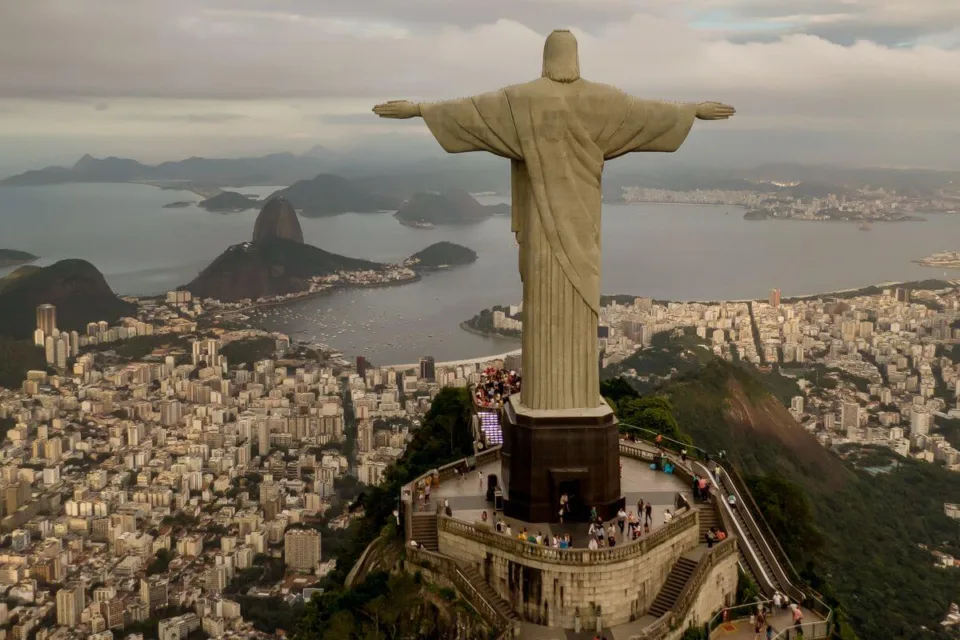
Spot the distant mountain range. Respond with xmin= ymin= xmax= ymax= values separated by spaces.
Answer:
xmin=0 ymin=260 xmax=135 ymax=339
xmin=4 ymin=146 xmax=959 ymax=197
xmin=0 ymin=249 xmax=39 ymax=268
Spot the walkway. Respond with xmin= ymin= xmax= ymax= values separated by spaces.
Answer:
xmin=428 ymin=455 xmax=692 ymax=548
xmin=711 ymin=610 xmax=800 ymax=639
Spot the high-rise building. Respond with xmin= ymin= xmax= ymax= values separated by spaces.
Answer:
xmin=911 ymin=406 xmax=931 ymax=436
xmin=56 ymin=582 xmax=86 ymax=627
xmin=841 ymin=402 xmax=860 ymax=431
xmin=159 ymin=400 xmax=181 ymax=427
xmin=36 ymin=304 xmax=57 ymax=336
xmin=284 ymin=528 xmax=321 ymax=572
xmin=419 ymin=356 xmax=436 ymax=382
xmin=356 ymin=356 xmax=367 ymax=379
xmin=895 ymin=287 xmax=911 ymax=303
xmin=768 ymin=288 xmax=781 ymax=308
xmin=258 ymin=421 xmax=270 ymax=456
xmin=140 ymin=576 xmax=169 ymax=612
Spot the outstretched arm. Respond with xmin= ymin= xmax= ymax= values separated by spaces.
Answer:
xmin=373 ymin=100 xmax=421 ymax=119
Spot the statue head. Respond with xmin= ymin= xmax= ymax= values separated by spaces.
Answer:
xmin=542 ymin=29 xmax=580 ymax=83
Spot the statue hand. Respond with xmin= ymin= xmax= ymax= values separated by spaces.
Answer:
xmin=372 ymin=100 xmax=421 ymax=119
xmin=696 ymin=102 xmax=736 ymax=120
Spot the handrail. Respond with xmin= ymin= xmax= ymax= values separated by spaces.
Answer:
xmin=437 ymin=510 xmax=698 ymax=566
xmin=704 ymin=461 xmax=789 ymax=599
xmin=706 ymin=600 xmax=773 ymax=633
xmin=619 ymin=422 xmax=707 ymax=459
xmin=770 ymin=618 xmax=832 ymax=640
xmin=407 ymin=546 xmax=519 ymax=637
xmin=629 ymin=537 xmax=739 ymax=640
xmin=718 ymin=461 xmax=832 ymax=618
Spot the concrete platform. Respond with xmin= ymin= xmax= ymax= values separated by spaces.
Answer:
xmin=425 ymin=454 xmax=692 ymax=548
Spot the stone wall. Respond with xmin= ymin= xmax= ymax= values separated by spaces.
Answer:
xmin=438 ymin=511 xmax=700 ymax=629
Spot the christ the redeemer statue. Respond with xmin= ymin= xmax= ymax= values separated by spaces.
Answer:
xmin=375 ymin=30 xmax=734 ymax=412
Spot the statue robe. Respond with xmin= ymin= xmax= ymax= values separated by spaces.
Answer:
xmin=421 ymin=78 xmax=696 ymax=410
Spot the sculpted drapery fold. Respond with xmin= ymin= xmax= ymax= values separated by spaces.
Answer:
xmin=421 ymin=82 xmax=696 ymax=410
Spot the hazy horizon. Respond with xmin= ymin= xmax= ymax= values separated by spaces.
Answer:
xmin=3 ymin=1 xmax=960 ymax=176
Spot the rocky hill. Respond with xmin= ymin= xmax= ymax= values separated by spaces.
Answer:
xmin=394 ymin=189 xmax=492 ymax=225
xmin=252 ymin=198 xmax=303 ymax=244
xmin=0 ymin=260 xmax=136 ymax=339
xmin=406 ymin=242 xmax=477 ymax=270
xmin=608 ymin=349 xmax=960 ymax=640
xmin=184 ymin=238 xmax=381 ymax=303
xmin=0 ymin=249 xmax=39 ymax=267
xmin=267 ymin=174 xmax=400 ymax=216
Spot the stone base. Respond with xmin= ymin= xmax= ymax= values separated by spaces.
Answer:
xmin=500 ymin=396 xmax=624 ymax=523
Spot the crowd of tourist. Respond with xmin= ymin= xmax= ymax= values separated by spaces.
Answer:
xmin=474 ymin=368 xmax=521 ymax=408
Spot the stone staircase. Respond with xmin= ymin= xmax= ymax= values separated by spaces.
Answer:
xmin=698 ymin=504 xmax=719 ymax=543
xmin=458 ymin=563 xmax=522 ymax=623
xmin=411 ymin=512 xmax=439 ymax=551
xmin=647 ymin=557 xmax=699 ymax=618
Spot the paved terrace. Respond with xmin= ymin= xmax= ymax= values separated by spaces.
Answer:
xmin=426 ymin=452 xmax=694 ymax=548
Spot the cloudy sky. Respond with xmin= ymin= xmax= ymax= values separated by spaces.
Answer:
xmin=2 ymin=0 xmax=960 ymax=172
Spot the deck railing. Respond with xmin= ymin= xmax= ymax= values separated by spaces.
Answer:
xmin=438 ymin=509 xmax=697 ymax=566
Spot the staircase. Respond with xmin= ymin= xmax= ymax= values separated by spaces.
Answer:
xmin=458 ymin=563 xmax=521 ymax=622
xmin=411 ymin=512 xmax=439 ymax=551
xmin=647 ymin=557 xmax=698 ymax=618
xmin=477 ymin=409 xmax=503 ymax=445
xmin=698 ymin=504 xmax=719 ymax=543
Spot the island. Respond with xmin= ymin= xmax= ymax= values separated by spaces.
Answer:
xmin=162 ymin=201 xmax=193 ymax=209
xmin=404 ymin=242 xmax=477 ymax=271
xmin=266 ymin=174 xmax=400 ymax=216
xmin=198 ymin=191 xmax=260 ymax=212
xmin=0 ymin=249 xmax=39 ymax=267
xmin=394 ymin=189 xmax=492 ymax=226
xmin=915 ymin=252 xmax=960 ymax=269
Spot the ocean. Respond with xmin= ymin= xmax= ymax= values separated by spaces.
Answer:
xmin=2 ymin=182 xmax=957 ymax=364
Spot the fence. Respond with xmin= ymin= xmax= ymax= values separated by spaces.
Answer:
xmin=438 ymin=509 xmax=698 ymax=566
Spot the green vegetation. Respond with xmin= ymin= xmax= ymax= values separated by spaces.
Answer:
xmin=407 ymin=242 xmax=478 ymax=269
xmin=298 ymin=571 xmax=482 ymax=640
xmin=296 ymin=387 xmax=475 ymax=639
xmin=0 ymin=338 xmax=47 ymax=388
xmin=0 ymin=259 xmax=136 ymax=339
xmin=82 ymin=333 xmax=189 ymax=361
xmin=147 ymin=548 xmax=175 ymax=575
xmin=781 ymin=279 xmax=951 ymax=303
xmin=221 ymin=336 xmax=277 ymax=367
xmin=463 ymin=305 xmax=521 ymax=338
xmin=602 ymin=328 xmax=713 ymax=393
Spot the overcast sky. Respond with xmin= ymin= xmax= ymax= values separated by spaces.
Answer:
xmin=2 ymin=0 xmax=960 ymax=172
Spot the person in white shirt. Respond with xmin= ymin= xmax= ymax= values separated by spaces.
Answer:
xmin=663 ymin=509 xmax=673 ymax=524
xmin=588 ymin=538 xmax=599 ymax=550
xmin=773 ymin=592 xmax=782 ymax=613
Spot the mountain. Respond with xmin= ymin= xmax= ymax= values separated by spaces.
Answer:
xmin=266 ymin=174 xmax=400 ymax=216
xmin=184 ymin=238 xmax=380 ymax=302
xmin=406 ymin=242 xmax=477 ymax=270
xmin=0 ymin=260 xmax=136 ymax=339
xmin=612 ymin=347 xmax=960 ymax=640
xmin=394 ymin=189 xmax=491 ymax=225
xmin=198 ymin=191 xmax=260 ymax=212
xmin=0 ymin=249 xmax=39 ymax=267
xmin=252 ymin=198 xmax=303 ymax=244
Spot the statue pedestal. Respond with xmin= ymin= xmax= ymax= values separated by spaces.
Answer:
xmin=500 ymin=395 xmax=624 ymax=523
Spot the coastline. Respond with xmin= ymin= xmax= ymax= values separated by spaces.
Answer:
xmin=458 ymin=321 xmax=521 ymax=342
xmin=217 ymin=273 xmax=422 ymax=316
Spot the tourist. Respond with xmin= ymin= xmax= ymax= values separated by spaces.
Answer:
xmin=607 ymin=523 xmax=617 ymax=547
xmin=706 ymin=528 xmax=716 ymax=549
xmin=663 ymin=509 xmax=673 ymax=524
xmin=535 ymin=531 xmax=544 ymax=545
xmin=637 ymin=498 xmax=645 ymax=518
xmin=681 ymin=448 xmax=688 ymax=464
xmin=627 ymin=510 xmax=638 ymax=533
xmin=444 ymin=500 xmax=452 ymax=517
xmin=478 ymin=470 xmax=484 ymax=491
xmin=551 ymin=535 xmax=559 ymax=548
xmin=773 ymin=592 xmax=782 ymax=613
xmin=644 ymin=522 xmax=650 ymax=534
xmin=698 ymin=476 xmax=709 ymax=501
xmin=475 ymin=368 xmax=522 ymax=408
xmin=727 ymin=493 xmax=737 ymax=510
xmin=692 ymin=475 xmax=701 ymax=502
xmin=644 ymin=502 xmax=653 ymax=526
xmin=588 ymin=537 xmax=599 ymax=550
xmin=590 ymin=506 xmax=598 ymax=521
xmin=617 ymin=507 xmax=627 ymax=535
xmin=505 ymin=524 xmax=512 ymax=537
xmin=424 ymin=482 xmax=431 ymax=504
xmin=715 ymin=529 xmax=727 ymax=542
xmin=791 ymin=604 xmax=803 ymax=632
xmin=766 ymin=625 xmax=774 ymax=640
xmin=481 ymin=511 xmax=488 ymax=523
